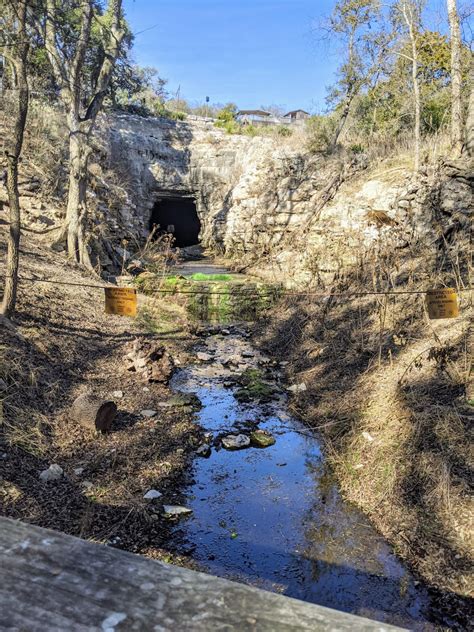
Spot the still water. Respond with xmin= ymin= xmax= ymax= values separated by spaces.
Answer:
xmin=169 ymin=328 xmax=445 ymax=630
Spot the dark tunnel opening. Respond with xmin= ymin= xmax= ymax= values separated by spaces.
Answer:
xmin=149 ymin=197 xmax=201 ymax=248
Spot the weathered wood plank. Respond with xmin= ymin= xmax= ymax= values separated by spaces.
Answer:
xmin=0 ymin=517 xmax=404 ymax=631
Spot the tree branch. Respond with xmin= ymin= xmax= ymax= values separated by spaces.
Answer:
xmin=70 ymin=0 xmax=93 ymax=113
xmin=44 ymin=0 xmax=69 ymax=96
xmin=82 ymin=0 xmax=125 ymax=121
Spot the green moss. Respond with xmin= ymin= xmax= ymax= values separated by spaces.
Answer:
xmin=167 ymin=393 xmax=202 ymax=410
xmin=234 ymin=369 xmax=276 ymax=403
xmin=189 ymin=273 xmax=233 ymax=282
xmin=135 ymin=271 xmax=282 ymax=323
xmin=250 ymin=430 xmax=276 ymax=448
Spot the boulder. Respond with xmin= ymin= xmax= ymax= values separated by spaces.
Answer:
xmin=288 ymin=383 xmax=307 ymax=394
xmin=250 ymin=430 xmax=276 ymax=448
xmin=143 ymin=489 xmax=162 ymax=500
xmin=124 ymin=339 xmax=175 ymax=383
xmin=221 ymin=434 xmax=250 ymax=450
xmin=167 ymin=393 xmax=202 ymax=410
xmin=163 ymin=505 xmax=193 ymax=517
xmin=196 ymin=445 xmax=212 ymax=458
xmin=140 ymin=409 xmax=157 ymax=418
xmin=39 ymin=464 xmax=63 ymax=482
xmin=197 ymin=352 xmax=212 ymax=361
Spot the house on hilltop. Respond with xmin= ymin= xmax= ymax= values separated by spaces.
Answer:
xmin=283 ymin=109 xmax=310 ymax=122
xmin=236 ymin=110 xmax=279 ymax=125
xmin=237 ymin=110 xmax=311 ymax=125
xmin=236 ymin=108 xmax=311 ymax=126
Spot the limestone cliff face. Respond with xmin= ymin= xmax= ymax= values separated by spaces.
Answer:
xmin=104 ymin=114 xmax=277 ymax=250
xmin=103 ymin=115 xmax=407 ymax=257
xmin=1 ymin=111 xmax=470 ymax=281
xmin=104 ymin=114 xmax=472 ymax=283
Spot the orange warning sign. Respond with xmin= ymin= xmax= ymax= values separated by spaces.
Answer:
xmin=426 ymin=288 xmax=459 ymax=320
xmin=104 ymin=288 xmax=137 ymax=317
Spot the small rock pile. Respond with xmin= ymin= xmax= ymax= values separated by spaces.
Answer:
xmin=123 ymin=339 xmax=175 ymax=383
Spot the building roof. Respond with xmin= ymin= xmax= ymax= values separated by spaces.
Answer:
xmin=237 ymin=110 xmax=272 ymax=117
xmin=283 ymin=109 xmax=310 ymax=117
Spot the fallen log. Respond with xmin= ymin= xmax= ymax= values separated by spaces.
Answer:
xmin=70 ymin=393 xmax=117 ymax=432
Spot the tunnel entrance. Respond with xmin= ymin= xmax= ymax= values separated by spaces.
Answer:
xmin=149 ymin=196 xmax=201 ymax=248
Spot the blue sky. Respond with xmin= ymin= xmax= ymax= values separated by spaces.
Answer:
xmin=122 ymin=0 xmax=451 ymax=113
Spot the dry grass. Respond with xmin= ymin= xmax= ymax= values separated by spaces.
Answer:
xmin=0 ymin=94 xmax=68 ymax=199
xmin=0 ymin=344 xmax=51 ymax=456
xmin=333 ymin=318 xmax=473 ymax=593
xmin=0 ymin=232 xmax=200 ymax=565
xmin=340 ymin=119 xmax=453 ymax=169
xmin=136 ymin=294 xmax=190 ymax=338
xmin=256 ymin=240 xmax=473 ymax=609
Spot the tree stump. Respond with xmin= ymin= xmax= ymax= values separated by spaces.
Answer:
xmin=70 ymin=393 xmax=117 ymax=432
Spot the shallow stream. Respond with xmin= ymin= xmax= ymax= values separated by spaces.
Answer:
xmin=169 ymin=325 xmax=444 ymax=630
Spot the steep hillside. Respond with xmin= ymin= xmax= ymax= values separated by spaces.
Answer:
xmin=0 ymin=231 xmax=202 ymax=564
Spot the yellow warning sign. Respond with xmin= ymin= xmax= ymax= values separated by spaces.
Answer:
xmin=104 ymin=288 xmax=137 ymax=317
xmin=426 ymin=288 xmax=459 ymax=320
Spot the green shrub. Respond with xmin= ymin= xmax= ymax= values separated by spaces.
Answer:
xmin=243 ymin=124 xmax=259 ymax=137
xmin=222 ymin=120 xmax=241 ymax=134
xmin=306 ymin=115 xmax=337 ymax=153
xmin=215 ymin=103 xmax=241 ymax=134
xmin=169 ymin=110 xmax=187 ymax=121
xmin=422 ymin=92 xmax=450 ymax=133
xmin=277 ymin=126 xmax=292 ymax=137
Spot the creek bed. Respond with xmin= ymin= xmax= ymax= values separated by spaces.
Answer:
xmin=168 ymin=326 xmax=445 ymax=630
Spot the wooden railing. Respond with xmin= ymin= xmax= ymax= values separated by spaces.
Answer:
xmin=0 ymin=517 xmax=404 ymax=631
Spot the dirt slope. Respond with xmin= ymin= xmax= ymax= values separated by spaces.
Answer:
xmin=0 ymin=232 xmax=200 ymax=563
xmin=257 ymin=288 xmax=473 ymax=617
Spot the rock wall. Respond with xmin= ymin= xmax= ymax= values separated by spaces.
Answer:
xmin=103 ymin=114 xmax=277 ymax=250
xmin=1 ymin=110 xmax=471 ymax=282
xmin=104 ymin=114 xmax=472 ymax=283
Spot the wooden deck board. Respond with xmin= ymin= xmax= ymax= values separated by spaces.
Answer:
xmin=0 ymin=517 xmax=404 ymax=631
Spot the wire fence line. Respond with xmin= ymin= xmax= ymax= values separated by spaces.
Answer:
xmin=17 ymin=275 xmax=473 ymax=300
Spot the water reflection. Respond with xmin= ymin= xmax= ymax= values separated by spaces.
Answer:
xmin=169 ymin=334 xmax=440 ymax=630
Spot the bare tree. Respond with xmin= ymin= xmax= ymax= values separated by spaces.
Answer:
xmin=322 ymin=0 xmax=385 ymax=149
xmin=43 ymin=0 xmax=125 ymax=267
xmin=464 ymin=60 xmax=474 ymax=156
xmin=396 ymin=0 xmax=424 ymax=172
xmin=0 ymin=0 xmax=29 ymax=318
xmin=466 ymin=60 xmax=474 ymax=402
xmin=447 ymin=0 xmax=463 ymax=152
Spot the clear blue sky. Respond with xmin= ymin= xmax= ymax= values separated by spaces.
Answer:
xmin=122 ymin=0 xmax=452 ymax=113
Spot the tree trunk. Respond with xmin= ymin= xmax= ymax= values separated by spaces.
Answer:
xmin=447 ymin=0 xmax=463 ymax=153
xmin=331 ymin=27 xmax=357 ymax=150
xmin=409 ymin=26 xmax=421 ymax=172
xmin=1 ymin=156 xmax=22 ymax=317
xmin=465 ymin=63 xmax=474 ymax=402
xmin=332 ymin=92 xmax=356 ymax=149
xmin=465 ymin=61 xmax=474 ymax=157
xmin=43 ymin=0 xmax=125 ymax=271
xmin=65 ymin=125 xmax=92 ymax=267
xmin=400 ymin=2 xmax=421 ymax=172
xmin=1 ymin=1 xmax=29 ymax=318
